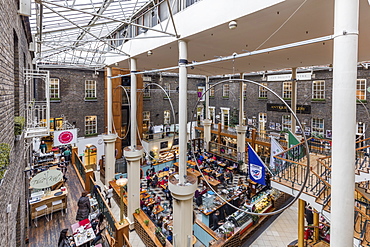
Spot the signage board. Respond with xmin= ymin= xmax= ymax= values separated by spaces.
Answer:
xmin=267 ymin=103 xmax=311 ymax=114
xmin=54 ymin=129 xmax=78 ymax=146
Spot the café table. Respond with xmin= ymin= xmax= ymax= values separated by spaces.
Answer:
xmin=71 ymin=218 xmax=96 ymax=246
xmin=158 ymin=171 xmax=169 ymax=178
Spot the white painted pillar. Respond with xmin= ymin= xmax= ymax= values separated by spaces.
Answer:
xmin=235 ymin=125 xmax=247 ymax=171
xmin=331 ymin=0 xmax=358 ymax=246
xmin=130 ymin=58 xmax=137 ymax=149
xmin=107 ymin=67 xmax=113 ymax=134
xmin=178 ymin=40 xmax=187 ymax=185
xmin=291 ymin=68 xmax=297 ymax=133
xmin=239 ymin=73 xmax=244 ymax=125
xmin=124 ymin=147 xmax=143 ymax=228
xmin=104 ymin=67 xmax=117 ymax=187
xmin=103 ymin=134 xmax=116 ymax=187
xmin=203 ymin=119 xmax=212 ymax=151
xmin=205 ymin=76 xmax=210 ymax=119
xmin=168 ymin=40 xmax=198 ymax=247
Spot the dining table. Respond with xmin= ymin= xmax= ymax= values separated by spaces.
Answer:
xmin=71 ymin=218 xmax=96 ymax=246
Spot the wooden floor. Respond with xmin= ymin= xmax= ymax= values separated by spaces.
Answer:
xmin=29 ymin=164 xmax=84 ymax=247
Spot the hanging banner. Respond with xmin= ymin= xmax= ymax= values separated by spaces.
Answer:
xmin=54 ymin=129 xmax=78 ymax=146
xmin=248 ymin=144 xmax=266 ymax=185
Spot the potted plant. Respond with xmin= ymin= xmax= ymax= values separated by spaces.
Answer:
xmin=135 ymin=208 xmax=140 ymax=214
xmin=0 ymin=143 xmax=10 ymax=184
xmin=143 ymin=219 xmax=149 ymax=226
xmin=14 ymin=116 xmax=25 ymax=140
xmin=155 ymin=227 xmax=166 ymax=246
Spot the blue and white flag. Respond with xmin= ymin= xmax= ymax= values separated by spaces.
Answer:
xmin=248 ymin=144 xmax=266 ymax=186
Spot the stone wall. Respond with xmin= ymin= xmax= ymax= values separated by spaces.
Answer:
xmin=0 ymin=0 xmax=34 ymax=246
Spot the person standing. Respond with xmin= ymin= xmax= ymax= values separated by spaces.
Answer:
xmin=39 ymin=141 xmax=47 ymax=153
xmin=63 ymin=148 xmax=72 ymax=164
xmin=76 ymin=191 xmax=91 ymax=221
xmin=211 ymin=211 xmax=221 ymax=230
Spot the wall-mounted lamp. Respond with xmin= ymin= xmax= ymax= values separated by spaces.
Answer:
xmin=147 ymin=50 xmax=153 ymax=56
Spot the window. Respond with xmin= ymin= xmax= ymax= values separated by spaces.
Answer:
xmin=223 ymin=84 xmax=229 ymax=98
xmin=282 ymin=115 xmax=291 ymax=131
xmin=312 ymin=80 xmax=325 ymax=100
xmin=85 ymin=80 xmax=96 ymax=99
xmin=209 ymin=106 xmax=215 ymax=123
xmin=85 ymin=116 xmax=97 ymax=135
xmin=283 ymin=81 xmax=292 ymax=99
xmin=164 ymin=110 xmax=170 ymax=124
xmin=196 ymin=105 xmax=204 ymax=124
xmin=50 ymin=78 xmax=60 ymax=99
xmin=143 ymin=111 xmax=150 ymax=132
xmin=164 ymin=82 xmax=170 ymax=98
xmin=221 ymin=107 xmax=230 ymax=126
xmin=312 ymin=118 xmax=324 ymax=137
xmin=143 ymin=83 xmax=151 ymax=98
xmin=243 ymin=83 xmax=247 ymax=98
xmin=357 ymin=79 xmax=366 ymax=101
xmin=209 ymin=86 xmax=215 ymax=97
xmin=259 ymin=83 xmax=267 ymax=98
xmin=258 ymin=113 xmax=267 ymax=133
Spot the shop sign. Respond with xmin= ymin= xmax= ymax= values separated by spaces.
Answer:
xmin=30 ymin=169 xmax=63 ymax=189
xmin=267 ymin=103 xmax=311 ymax=114
xmin=54 ymin=128 xmax=78 ymax=146
xmin=267 ymin=72 xmax=312 ymax=81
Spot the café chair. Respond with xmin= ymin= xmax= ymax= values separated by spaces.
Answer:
xmin=50 ymin=199 xmax=64 ymax=219
xmin=34 ymin=204 xmax=49 ymax=227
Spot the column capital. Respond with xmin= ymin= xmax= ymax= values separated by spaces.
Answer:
xmin=203 ymin=119 xmax=212 ymax=126
xmin=168 ymin=172 xmax=197 ymax=200
xmin=103 ymin=134 xmax=117 ymax=143
xmin=123 ymin=146 xmax=143 ymax=161
xmin=235 ymin=125 xmax=248 ymax=133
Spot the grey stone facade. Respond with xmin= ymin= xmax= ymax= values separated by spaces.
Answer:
xmin=0 ymin=0 xmax=34 ymax=246
xmin=36 ymin=68 xmax=105 ymax=137
xmin=143 ymin=68 xmax=370 ymax=140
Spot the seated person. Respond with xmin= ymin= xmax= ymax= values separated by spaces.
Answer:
xmin=163 ymin=166 xmax=169 ymax=171
xmin=91 ymin=213 xmax=106 ymax=245
xmin=58 ymin=229 xmax=75 ymax=247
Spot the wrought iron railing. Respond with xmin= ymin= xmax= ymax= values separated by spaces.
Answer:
xmin=74 ymin=152 xmax=86 ymax=182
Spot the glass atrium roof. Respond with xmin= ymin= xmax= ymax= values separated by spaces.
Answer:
xmin=30 ymin=0 xmax=152 ymax=70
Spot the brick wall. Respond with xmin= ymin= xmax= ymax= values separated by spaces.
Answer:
xmin=39 ymin=68 xmax=105 ymax=137
xmin=0 ymin=0 xmax=34 ymax=246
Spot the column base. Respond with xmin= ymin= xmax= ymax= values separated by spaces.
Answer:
xmin=124 ymin=145 xmax=144 ymax=161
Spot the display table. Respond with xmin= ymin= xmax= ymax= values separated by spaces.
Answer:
xmin=201 ymin=175 xmax=220 ymax=191
xmin=29 ymin=188 xmax=68 ymax=220
xmin=71 ymin=218 xmax=96 ymax=246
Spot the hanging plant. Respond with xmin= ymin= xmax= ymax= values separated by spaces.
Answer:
xmin=0 ymin=143 xmax=10 ymax=180
xmin=14 ymin=116 xmax=25 ymax=136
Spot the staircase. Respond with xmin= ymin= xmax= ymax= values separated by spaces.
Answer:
xmin=270 ymin=137 xmax=370 ymax=246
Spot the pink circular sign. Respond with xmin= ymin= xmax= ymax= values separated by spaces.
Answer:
xmin=58 ymin=131 xmax=73 ymax=144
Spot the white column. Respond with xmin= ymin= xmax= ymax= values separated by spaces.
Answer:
xmin=130 ymin=58 xmax=137 ymax=149
xmin=235 ymin=125 xmax=247 ymax=171
xmin=168 ymin=176 xmax=198 ymax=247
xmin=103 ymin=134 xmax=116 ymax=187
xmin=104 ymin=67 xmax=117 ymax=187
xmin=178 ymin=40 xmax=188 ymax=184
xmin=107 ymin=67 xmax=113 ymax=134
xmin=291 ymin=68 xmax=297 ymax=133
xmin=205 ymin=76 xmax=210 ymax=119
xmin=203 ymin=119 xmax=212 ymax=151
xmin=239 ymin=73 xmax=244 ymax=125
xmin=124 ymin=147 xmax=143 ymax=228
xmin=331 ymin=1 xmax=358 ymax=246
xmin=168 ymin=40 xmax=198 ymax=247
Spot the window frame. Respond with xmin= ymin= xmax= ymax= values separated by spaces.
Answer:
xmin=50 ymin=78 xmax=60 ymax=100
xmin=164 ymin=110 xmax=170 ymax=124
xmin=357 ymin=79 xmax=366 ymax=101
xmin=85 ymin=116 xmax=97 ymax=135
xmin=259 ymin=82 xmax=267 ymax=98
xmin=222 ymin=84 xmax=229 ymax=98
xmin=282 ymin=115 xmax=291 ymax=131
xmin=283 ymin=81 xmax=292 ymax=99
xmin=312 ymin=80 xmax=325 ymax=100
xmin=311 ymin=118 xmax=325 ymax=137
xmin=85 ymin=80 xmax=97 ymax=99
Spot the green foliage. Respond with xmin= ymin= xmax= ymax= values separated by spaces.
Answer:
xmin=14 ymin=116 xmax=25 ymax=135
xmin=0 ymin=143 xmax=10 ymax=180
xmin=144 ymin=219 xmax=149 ymax=226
